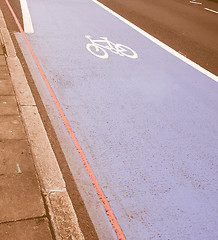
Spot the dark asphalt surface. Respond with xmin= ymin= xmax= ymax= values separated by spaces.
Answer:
xmin=98 ymin=0 xmax=218 ymax=76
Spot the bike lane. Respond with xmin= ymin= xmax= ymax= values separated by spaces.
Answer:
xmin=15 ymin=0 xmax=218 ymax=239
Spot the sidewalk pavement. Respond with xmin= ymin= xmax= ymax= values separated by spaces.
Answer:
xmin=0 ymin=9 xmax=84 ymax=240
xmin=0 ymin=37 xmax=54 ymax=239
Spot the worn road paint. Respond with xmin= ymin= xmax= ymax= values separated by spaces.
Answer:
xmin=17 ymin=163 xmax=22 ymax=173
xmin=92 ymin=0 xmax=218 ymax=82
xmin=204 ymin=8 xmax=218 ymax=14
xmin=5 ymin=0 xmax=126 ymax=239
xmin=19 ymin=0 xmax=34 ymax=33
xmin=190 ymin=1 xmax=202 ymax=4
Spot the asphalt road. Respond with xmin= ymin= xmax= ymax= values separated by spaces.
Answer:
xmin=1 ymin=0 xmax=218 ymax=239
xmin=98 ymin=0 xmax=218 ymax=76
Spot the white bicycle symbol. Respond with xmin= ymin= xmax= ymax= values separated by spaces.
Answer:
xmin=85 ymin=35 xmax=138 ymax=59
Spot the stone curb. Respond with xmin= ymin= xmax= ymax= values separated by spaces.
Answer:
xmin=0 ymin=10 xmax=85 ymax=240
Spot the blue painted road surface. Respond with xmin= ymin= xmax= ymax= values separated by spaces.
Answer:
xmin=16 ymin=0 xmax=218 ymax=239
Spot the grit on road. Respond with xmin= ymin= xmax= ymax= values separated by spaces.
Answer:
xmin=2 ymin=0 xmax=218 ymax=239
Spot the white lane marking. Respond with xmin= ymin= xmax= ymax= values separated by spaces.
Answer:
xmin=204 ymin=8 xmax=218 ymax=14
xmin=20 ymin=0 xmax=34 ymax=33
xmin=85 ymin=35 xmax=138 ymax=59
xmin=190 ymin=1 xmax=202 ymax=4
xmin=92 ymin=0 xmax=218 ymax=82
xmin=17 ymin=163 xmax=22 ymax=174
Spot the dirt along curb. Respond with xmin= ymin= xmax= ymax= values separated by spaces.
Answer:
xmin=0 ymin=9 xmax=85 ymax=240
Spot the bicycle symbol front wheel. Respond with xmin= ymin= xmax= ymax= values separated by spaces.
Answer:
xmin=116 ymin=44 xmax=138 ymax=59
xmin=86 ymin=44 xmax=109 ymax=59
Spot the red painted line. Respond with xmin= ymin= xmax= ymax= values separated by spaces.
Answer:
xmin=5 ymin=0 xmax=126 ymax=239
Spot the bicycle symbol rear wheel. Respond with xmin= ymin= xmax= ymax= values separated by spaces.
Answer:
xmin=116 ymin=44 xmax=138 ymax=59
xmin=86 ymin=44 xmax=109 ymax=59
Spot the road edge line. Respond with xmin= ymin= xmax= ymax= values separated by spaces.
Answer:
xmin=19 ymin=0 xmax=34 ymax=33
xmin=0 ymin=10 xmax=85 ymax=240
xmin=93 ymin=0 xmax=218 ymax=83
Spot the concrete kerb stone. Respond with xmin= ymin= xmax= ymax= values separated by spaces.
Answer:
xmin=7 ymin=56 xmax=36 ymax=106
xmin=46 ymin=191 xmax=85 ymax=240
xmin=0 ymin=27 xmax=16 ymax=57
xmin=0 ymin=14 xmax=6 ymax=28
xmin=0 ymin=10 xmax=85 ymax=240
xmin=21 ymin=105 xmax=66 ymax=192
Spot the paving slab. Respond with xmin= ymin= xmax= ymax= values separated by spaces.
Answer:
xmin=0 ymin=96 xmax=18 ymax=115
xmin=0 ymin=140 xmax=35 ymax=175
xmin=0 ymin=80 xmax=14 ymax=95
xmin=0 ymin=47 xmax=4 ymax=55
xmin=0 ymin=73 xmax=10 ymax=80
xmin=0 ymin=65 xmax=8 ymax=74
xmin=0 ymin=55 xmax=6 ymax=65
xmin=0 ymin=115 xmax=26 ymax=140
xmin=0 ymin=218 xmax=53 ymax=240
xmin=0 ymin=172 xmax=45 ymax=223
